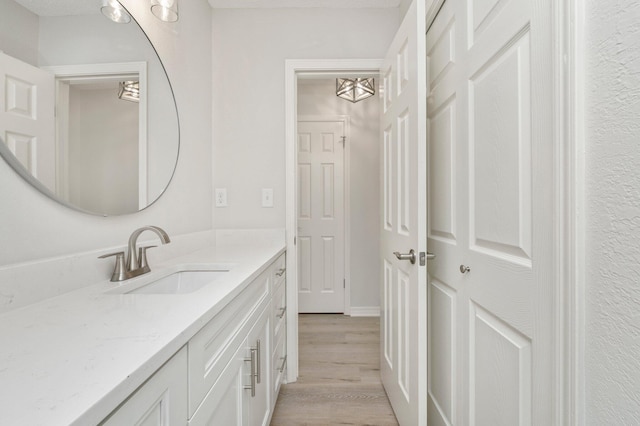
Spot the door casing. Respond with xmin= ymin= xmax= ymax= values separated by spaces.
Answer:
xmin=284 ymin=59 xmax=382 ymax=383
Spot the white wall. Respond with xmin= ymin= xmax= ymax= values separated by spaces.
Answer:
xmin=211 ymin=8 xmax=399 ymax=229
xmin=585 ymin=0 xmax=640 ymax=423
xmin=0 ymin=0 xmax=212 ymax=306
xmin=68 ymin=86 xmax=139 ymax=215
xmin=297 ymin=79 xmax=380 ymax=309
xmin=0 ymin=0 xmax=38 ymax=65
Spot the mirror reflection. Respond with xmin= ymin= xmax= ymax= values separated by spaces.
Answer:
xmin=0 ymin=0 xmax=179 ymax=215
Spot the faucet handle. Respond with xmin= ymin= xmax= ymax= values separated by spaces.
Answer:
xmin=138 ymin=245 xmax=157 ymax=271
xmin=98 ymin=251 xmax=127 ymax=282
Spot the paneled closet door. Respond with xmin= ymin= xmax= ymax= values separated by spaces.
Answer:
xmin=379 ymin=0 xmax=428 ymax=424
xmin=426 ymin=0 xmax=555 ymax=424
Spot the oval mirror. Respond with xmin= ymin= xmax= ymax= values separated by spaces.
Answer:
xmin=0 ymin=0 xmax=179 ymax=215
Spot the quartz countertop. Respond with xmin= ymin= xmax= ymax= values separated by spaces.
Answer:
xmin=0 ymin=242 xmax=285 ymax=426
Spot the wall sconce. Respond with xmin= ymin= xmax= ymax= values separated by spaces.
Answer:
xmin=118 ymin=81 xmax=140 ymax=103
xmin=100 ymin=0 xmax=131 ymax=24
xmin=336 ymin=78 xmax=375 ymax=103
xmin=151 ymin=0 xmax=179 ymax=22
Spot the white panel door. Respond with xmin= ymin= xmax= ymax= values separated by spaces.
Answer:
xmin=379 ymin=0 xmax=427 ymax=424
xmin=297 ymin=119 xmax=345 ymax=313
xmin=0 ymin=52 xmax=55 ymax=192
xmin=426 ymin=0 xmax=554 ymax=424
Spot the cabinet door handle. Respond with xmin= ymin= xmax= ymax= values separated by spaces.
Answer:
xmin=256 ymin=339 xmax=261 ymax=384
xmin=244 ymin=347 xmax=257 ymax=397
xmin=277 ymin=306 xmax=287 ymax=319
xmin=275 ymin=268 xmax=286 ymax=277
xmin=278 ymin=355 xmax=288 ymax=373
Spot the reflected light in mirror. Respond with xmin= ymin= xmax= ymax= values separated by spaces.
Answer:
xmin=150 ymin=0 xmax=179 ymax=22
xmin=118 ymin=81 xmax=140 ymax=103
xmin=101 ymin=0 xmax=131 ymax=24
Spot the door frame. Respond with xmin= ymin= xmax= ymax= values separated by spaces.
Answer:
xmin=284 ymin=59 xmax=382 ymax=383
xmin=42 ymin=61 xmax=148 ymax=209
xmin=297 ymin=114 xmax=351 ymax=315
xmin=556 ymin=0 xmax=586 ymax=423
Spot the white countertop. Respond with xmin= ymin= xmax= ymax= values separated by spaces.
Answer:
xmin=0 ymin=242 xmax=285 ymax=426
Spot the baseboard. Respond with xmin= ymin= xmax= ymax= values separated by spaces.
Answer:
xmin=349 ymin=306 xmax=380 ymax=317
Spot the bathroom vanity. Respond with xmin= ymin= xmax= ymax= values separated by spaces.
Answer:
xmin=0 ymin=243 xmax=286 ymax=425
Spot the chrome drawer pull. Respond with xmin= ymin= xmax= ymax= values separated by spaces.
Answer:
xmin=275 ymin=268 xmax=286 ymax=277
xmin=277 ymin=307 xmax=287 ymax=319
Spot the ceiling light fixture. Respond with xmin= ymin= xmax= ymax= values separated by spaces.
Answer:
xmin=118 ymin=81 xmax=140 ymax=103
xmin=151 ymin=0 xmax=179 ymax=22
xmin=336 ymin=77 xmax=375 ymax=103
xmin=100 ymin=0 xmax=131 ymax=24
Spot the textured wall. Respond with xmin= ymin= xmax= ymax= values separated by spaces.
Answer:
xmin=585 ymin=0 xmax=640 ymax=423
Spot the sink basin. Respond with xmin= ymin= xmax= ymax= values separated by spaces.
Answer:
xmin=117 ymin=270 xmax=228 ymax=295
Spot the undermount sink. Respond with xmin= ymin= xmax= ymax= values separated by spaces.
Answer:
xmin=109 ymin=269 xmax=229 ymax=295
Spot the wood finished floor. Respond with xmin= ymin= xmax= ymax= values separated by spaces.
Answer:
xmin=270 ymin=314 xmax=399 ymax=426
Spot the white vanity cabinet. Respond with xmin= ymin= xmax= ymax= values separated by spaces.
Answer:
xmin=99 ymin=251 xmax=286 ymax=426
xmin=188 ymin=252 xmax=284 ymax=426
xmin=100 ymin=346 xmax=188 ymax=426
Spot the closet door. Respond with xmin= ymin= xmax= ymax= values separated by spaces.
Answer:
xmin=426 ymin=0 xmax=556 ymax=424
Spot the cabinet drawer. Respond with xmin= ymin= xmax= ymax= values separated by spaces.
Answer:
xmin=271 ymin=253 xmax=286 ymax=288
xmin=271 ymin=280 xmax=286 ymax=340
xmin=272 ymin=329 xmax=287 ymax=396
xmin=188 ymin=269 xmax=270 ymax=417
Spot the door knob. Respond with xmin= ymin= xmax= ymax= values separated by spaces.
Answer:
xmin=459 ymin=264 xmax=471 ymax=274
xmin=394 ymin=249 xmax=416 ymax=264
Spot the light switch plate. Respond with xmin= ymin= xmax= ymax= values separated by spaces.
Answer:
xmin=262 ymin=188 xmax=273 ymax=208
xmin=215 ymin=188 xmax=227 ymax=207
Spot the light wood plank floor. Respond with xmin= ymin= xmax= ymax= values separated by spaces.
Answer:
xmin=270 ymin=314 xmax=399 ymax=426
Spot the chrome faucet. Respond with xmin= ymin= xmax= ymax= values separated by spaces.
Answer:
xmin=99 ymin=226 xmax=171 ymax=282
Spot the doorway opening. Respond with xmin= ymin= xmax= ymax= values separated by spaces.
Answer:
xmin=285 ymin=59 xmax=383 ymax=383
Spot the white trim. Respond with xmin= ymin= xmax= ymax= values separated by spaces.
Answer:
xmin=555 ymin=0 xmax=585 ymax=424
xmin=297 ymin=114 xmax=351 ymax=315
xmin=349 ymin=306 xmax=380 ymax=317
xmin=43 ymin=62 xmax=148 ymax=209
xmin=285 ymin=59 xmax=382 ymax=384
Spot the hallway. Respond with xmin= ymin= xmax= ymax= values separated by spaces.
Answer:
xmin=271 ymin=314 xmax=398 ymax=426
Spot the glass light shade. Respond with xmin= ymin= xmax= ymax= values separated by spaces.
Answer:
xmin=118 ymin=81 xmax=140 ymax=102
xmin=151 ymin=0 xmax=179 ymax=22
xmin=336 ymin=78 xmax=375 ymax=103
xmin=101 ymin=0 xmax=131 ymax=24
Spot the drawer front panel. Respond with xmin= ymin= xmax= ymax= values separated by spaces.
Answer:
xmin=272 ymin=329 xmax=287 ymax=396
xmin=271 ymin=280 xmax=286 ymax=340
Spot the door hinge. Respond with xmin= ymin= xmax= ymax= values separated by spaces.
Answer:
xmin=294 ymin=236 xmax=297 ymax=245
xmin=340 ymin=136 xmax=346 ymax=147
xmin=343 ymin=279 xmax=345 ymax=288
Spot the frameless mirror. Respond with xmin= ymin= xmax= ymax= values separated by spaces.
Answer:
xmin=0 ymin=0 xmax=179 ymax=215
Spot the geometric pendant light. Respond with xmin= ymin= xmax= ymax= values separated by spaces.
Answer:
xmin=336 ymin=77 xmax=375 ymax=103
